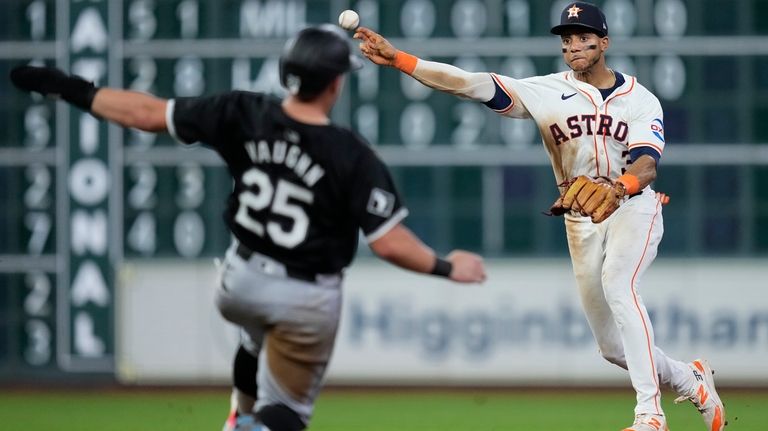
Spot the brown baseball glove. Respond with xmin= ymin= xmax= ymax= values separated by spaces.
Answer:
xmin=548 ymin=175 xmax=626 ymax=223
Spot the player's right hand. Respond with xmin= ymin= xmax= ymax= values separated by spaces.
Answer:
xmin=354 ymin=27 xmax=397 ymax=66
xmin=656 ymin=191 xmax=670 ymax=205
xmin=446 ymin=250 xmax=486 ymax=283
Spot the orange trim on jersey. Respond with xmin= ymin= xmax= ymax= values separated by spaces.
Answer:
xmin=630 ymin=198 xmax=663 ymax=414
xmin=575 ymin=86 xmax=601 ymax=175
xmin=490 ymin=73 xmax=516 ymax=114
xmin=603 ymin=77 xmax=636 ymax=175
xmin=602 ymin=132 xmax=610 ymax=175
xmin=629 ymin=142 xmax=664 ymax=155
xmin=607 ymin=76 xmax=636 ymax=101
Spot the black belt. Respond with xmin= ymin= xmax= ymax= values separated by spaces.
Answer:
xmin=235 ymin=243 xmax=329 ymax=283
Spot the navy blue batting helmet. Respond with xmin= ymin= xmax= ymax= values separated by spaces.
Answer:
xmin=279 ymin=24 xmax=363 ymax=99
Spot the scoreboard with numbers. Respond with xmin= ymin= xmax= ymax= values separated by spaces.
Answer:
xmin=1 ymin=0 xmax=767 ymax=380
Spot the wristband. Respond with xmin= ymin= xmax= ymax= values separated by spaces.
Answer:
xmin=393 ymin=50 xmax=418 ymax=75
xmin=617 ymin=174 xmax=640 ymax=195
xmin=430 ymin=257 xmax=453 ymax=278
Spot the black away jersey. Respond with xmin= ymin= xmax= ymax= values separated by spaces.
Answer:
xmin=167 ymin=91 xmax=407 ymax=273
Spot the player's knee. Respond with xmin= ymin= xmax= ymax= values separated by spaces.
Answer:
xmin=233 ymin=345 xmax=259 ymax=398
xmin=601 ymin=284 xmax=634 ymax=314
xmin=256 ymin=403 xmax=306 ymax=431
xmin=601 ymin=271 xmax=634 ymax=302
xmin=599 ymin=347 xmax=627 ymax=370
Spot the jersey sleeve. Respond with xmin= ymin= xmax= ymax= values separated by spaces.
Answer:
xmin=347 ymin=146 xmax=409 ymax=243
xmin=626 ymin=91 xmax=665 ymax=159
xmin=483 ymin=73 xmax=542 ymax=119
xmin=166 ymin=91 xmax=250 ymax=146
xmin=410 ymin=59 xmax=496 ymax=102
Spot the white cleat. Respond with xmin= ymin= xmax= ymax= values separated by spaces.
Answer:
xmin=674 ymin=359 xmax=726 ymax=431
xmin=622 ymin=413 xmax=669 ymax=431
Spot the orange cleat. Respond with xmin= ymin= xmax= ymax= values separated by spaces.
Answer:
xmin=674 ymin=359 xmax=726 ymax=431
xmin=622 ymin=413 xmax=669 ymax=431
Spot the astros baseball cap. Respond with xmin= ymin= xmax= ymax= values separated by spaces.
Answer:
xmin=551 ymin=2 xmax=608 ymax=38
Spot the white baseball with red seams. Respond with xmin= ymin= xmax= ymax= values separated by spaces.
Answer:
xmin=338 ymin=10 xmax=359 ymax=30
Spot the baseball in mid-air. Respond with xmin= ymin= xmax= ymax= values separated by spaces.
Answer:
xmin=338 ymin=9 xmax=360 ymax=30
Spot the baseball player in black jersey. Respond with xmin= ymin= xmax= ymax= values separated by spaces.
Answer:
xmin=10 ymin=25 xmax=486 ymax=431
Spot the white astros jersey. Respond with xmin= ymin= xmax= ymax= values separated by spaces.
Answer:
xmin=397 ymin=25 xmax=710 ymax=422
xmin=483 ymin=69 xmax=672 ymax=416
xmin=488 ymin=71 xmax=665 ymax=184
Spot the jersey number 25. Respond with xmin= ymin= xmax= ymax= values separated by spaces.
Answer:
xmin=235 ymin=167 xmax=313 ymax=248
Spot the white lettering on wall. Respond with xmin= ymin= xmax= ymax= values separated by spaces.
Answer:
xmin=72 ymin=59 xmax=106 ymax=85
xmin=231 ymin=57 xmax=284 ymax=95
xmin=71 ymin=261 xmax=110 ymax=307
xmin=70 ymin=7 xmax=108 ymax=52
xmin=69 ymin=158 xmax=110 ymax=206
xmin=74 ymin=312 xmax=106 ymax=357
xmin=79 ymin=115 xmax=100 ymax=155
xmin=71 ymin=210 xmax=108 ymax=256
xmin=239 ymin=0 xmax=306 ymax=38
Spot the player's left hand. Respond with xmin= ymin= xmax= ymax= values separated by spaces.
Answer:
xmin=10 ymin=65 xmax=98 ymax=111
xmin=446 ymin=250 xmax=486 ymax=284
xmin=548 ymin=175 xmax=625 ymax=223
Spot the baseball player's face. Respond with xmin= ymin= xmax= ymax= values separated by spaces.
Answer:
xmin=560 ymin=32 xmax=608 ymax=72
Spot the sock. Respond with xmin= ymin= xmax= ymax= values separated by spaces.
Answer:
xmin=232 ymin=345 xmax=259 ymax=412
xmin=654 ymin=347 xmax=695 ymax=395
xmin=257 ymin=404 xmax=306 ymax=431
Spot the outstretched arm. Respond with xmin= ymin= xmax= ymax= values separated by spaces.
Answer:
xmin=10 ymin=65 xmax=167 ymax=132
xmin=91 ymin=88 xmax=167 ymax=132
xmin=354 ymin=27 xmax=496 ymax=102
xmin=369 ymin=224 xmax=486 ymax=283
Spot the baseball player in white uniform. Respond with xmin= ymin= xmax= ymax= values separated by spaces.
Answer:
xmin=356 ymin=2 xmax=725 ymax=431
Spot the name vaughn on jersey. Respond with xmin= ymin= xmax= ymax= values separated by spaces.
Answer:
xmin=244 ymin=138 xmax=325 ymax=188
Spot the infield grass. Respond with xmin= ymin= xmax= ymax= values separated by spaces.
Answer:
xmin=0 ymin=388 xmax=765 ymax=430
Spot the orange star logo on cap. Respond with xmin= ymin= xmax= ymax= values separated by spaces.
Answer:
xmin=567 ymin=4 xmax=582 ymax=18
